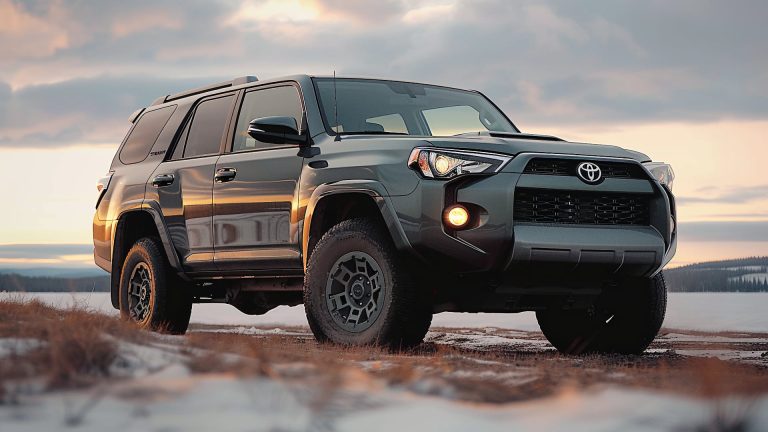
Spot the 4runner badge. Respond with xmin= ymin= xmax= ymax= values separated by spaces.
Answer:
xmin=576 ymin=162 xmax=602 ymax=183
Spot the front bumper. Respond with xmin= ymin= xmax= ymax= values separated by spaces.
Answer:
xmin=389 ymin=153 xmax=676 ymax=280
xmin=510 ymin=223 xmax=668 ymax=276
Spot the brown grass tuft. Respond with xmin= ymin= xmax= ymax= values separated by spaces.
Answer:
xmin=0 ymin=298 xmax=147 ymax=393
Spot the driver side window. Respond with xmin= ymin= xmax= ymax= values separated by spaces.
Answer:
xmin=232 ymin=85 xmax=304 ymax=152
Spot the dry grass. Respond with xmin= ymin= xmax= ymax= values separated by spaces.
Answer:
xmin=2 ymin=299 xmax=768 ymax=410
xmin=181 ymin=327 xmax=768 ymax=405
xmin=0 ymin=298 xmax=147 ymax=396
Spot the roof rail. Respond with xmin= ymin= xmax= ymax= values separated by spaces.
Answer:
xmin=151 ymin=75 xmax=258 ymax=106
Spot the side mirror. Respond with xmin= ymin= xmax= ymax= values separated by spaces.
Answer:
xmin=247 ymin=116 xmax=306 ymax=145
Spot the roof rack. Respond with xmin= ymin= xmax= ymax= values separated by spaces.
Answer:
xmin=150 ymin=75 xmax=258 ymax=106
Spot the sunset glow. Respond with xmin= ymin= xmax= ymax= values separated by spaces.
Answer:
xmin=0 ymin=0 xmax=766 ymax=268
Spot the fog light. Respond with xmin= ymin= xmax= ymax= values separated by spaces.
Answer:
xmin=444 ymin=205 xmax=470 ymax=229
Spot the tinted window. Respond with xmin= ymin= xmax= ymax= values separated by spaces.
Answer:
xmin=422 ymin=105 xmax=486 ymax=136
xmin=366 ymin=113 xmax=407 ymax=134
xmin=119 ymin=105 xmax=176 ymax=164
xmin=314 ymin=78 xmax=517 ymax=136
xmin=233 ymin=86 xmax=303 ymax=152
xmin=183 ymin=94 xmax=235 ymax=158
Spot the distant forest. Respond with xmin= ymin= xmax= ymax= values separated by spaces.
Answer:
xmin=0 ymin=273 xmax=110 ymax=293
xmin=1 ymin=256 xmax=767 ymax=293
xmin=664 ymin=256 xmax=768 ymax=292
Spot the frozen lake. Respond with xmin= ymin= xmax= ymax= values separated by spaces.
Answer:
xmin=2 ymin=292 xmax=767 ymax=333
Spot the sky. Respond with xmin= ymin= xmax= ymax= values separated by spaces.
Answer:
xmin=0 ymin=0 xmax=767 ymax=268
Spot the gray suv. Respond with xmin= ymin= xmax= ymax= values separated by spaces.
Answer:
xmin=94 ymin=75 xmax=676 ymax=354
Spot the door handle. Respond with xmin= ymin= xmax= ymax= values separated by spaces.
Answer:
xmin=308 ymin=160 xmax=328 ymax=169
xmin=151 ymin=174 xmax=174 ymax=187
xmin=214 ymin=168 xmax=237 ymax=183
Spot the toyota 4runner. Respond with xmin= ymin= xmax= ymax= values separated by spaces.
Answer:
xmin=94 ymin=75 xmax=676 ymax=354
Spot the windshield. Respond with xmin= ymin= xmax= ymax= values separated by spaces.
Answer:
xmin=313 ymin=78 xmax=518 ymax=136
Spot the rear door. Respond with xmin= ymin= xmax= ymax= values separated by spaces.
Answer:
xmin=152 ymin=92 xmax=237 ymax=272
xmin=213 ymin=84 xmax=305 ymax=273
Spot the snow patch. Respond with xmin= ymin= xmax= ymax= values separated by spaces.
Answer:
xmin=0 ymin=338 xmax=44 ymax=358
xmin=198 ymin=326 xmax=312 ymax=337
xmin=426 ymin=331 xmax=552 ymax=351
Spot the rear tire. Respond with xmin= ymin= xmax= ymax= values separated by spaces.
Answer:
xmin=304 ymin=218 xmax=432 ymax=349
xmin=537 ymin=273 xmax=667 ymax=354
xmin=119 ymin=237 xmax=192 ymax=334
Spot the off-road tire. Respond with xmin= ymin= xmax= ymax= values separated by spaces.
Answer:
xmin=119 ymin=237 xmax=192 ymax=334
xmin=304 ymin=218 xmax=432 ymax=349
xmin=536 ymin=273 xmax=667 ymax=355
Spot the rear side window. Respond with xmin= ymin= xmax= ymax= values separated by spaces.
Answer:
xmin=232 ymin=86 xmax=303 ymax=152
xmin=181 ymin=94 xmax=235 ymax=158
xmin=119 ymin=105 xmax=176 ymax=164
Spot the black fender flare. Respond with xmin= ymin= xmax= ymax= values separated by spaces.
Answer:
xmin=110 ymin=203 xmax=188 ymax=308
xmin=301 ymin=180 xmax=412 ymax=270
xmin=139 ymin=201 xmax=187 ymax=275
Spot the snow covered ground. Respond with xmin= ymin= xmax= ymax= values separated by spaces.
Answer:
xmin=4 ymin=376 xmax=765 ymax=432
xmin=2 ymin=293 xmax=768 ymax=431
xmin=2 ymin=321 xmax=767 ymax=431
xmin=6 ymin=292 xmax=768 ymax=333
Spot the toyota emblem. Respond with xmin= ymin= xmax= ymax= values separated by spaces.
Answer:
xmin=577 ymin=162 xmax=602 ymax=183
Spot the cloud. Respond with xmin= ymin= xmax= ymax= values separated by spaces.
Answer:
xmin=111 ymin=9 xmax=183 ymax=38
xmin=0 ymin=244 xmax=92 ymax=259
xmin=677 ymin=185 xmax=768 ymax=205
xmin=311 ymin=0 xmax=405 ymax=23
xmin=0 ymin=244 xmax=96 ymax=269
xmin=0 ymin=0 xmax=71 ymax=58
xmin=679 ymin=221 xmax=768 ymax=242
xmin=0 ymin=0 xmax=767 ymax=149
xmin=0 ymin=75 xmax=222 ymax=148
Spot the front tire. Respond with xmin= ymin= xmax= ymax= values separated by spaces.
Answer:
xmin=119 ymin=237 xmax=192 ymax=334
xmin=537 ymin=273 xmax=667 ymax=355
xmin=304 ymin=218 xmax=432 ymax=348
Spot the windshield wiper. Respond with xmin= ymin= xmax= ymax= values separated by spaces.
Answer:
xmin=337 ymin=131 xmax=410 ymax=136
xmin=452 ymin=131 xmax=490 ymax=137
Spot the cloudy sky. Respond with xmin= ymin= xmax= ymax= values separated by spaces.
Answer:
xmin=1 ymin=0 xmax=767 ymax=268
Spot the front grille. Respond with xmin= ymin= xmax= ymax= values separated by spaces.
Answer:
xmin=514 ymin=189 xmax=651 ymax=225
xmin=523 ymin=158 xmax=646 ymax=179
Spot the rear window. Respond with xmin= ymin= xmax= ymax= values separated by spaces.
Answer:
xmin=119 ymin=105 xmax=176 ymax=164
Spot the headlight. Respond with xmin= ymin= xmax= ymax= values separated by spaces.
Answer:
xmin=408 ymin=148 xmax=512 ymax=179
xmin=643 ymin=162 xmax=675 ymax=191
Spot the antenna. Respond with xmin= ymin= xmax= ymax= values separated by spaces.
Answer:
xmin=333 ymin=70 xmax=341 ymax=141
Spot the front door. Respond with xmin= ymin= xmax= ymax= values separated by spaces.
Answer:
xmin=213 ymin=84 xmax=305 ymax=272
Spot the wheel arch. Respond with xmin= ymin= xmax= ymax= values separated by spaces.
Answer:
xmin=302 ymin=181 xmax=411 ymax=270
xmin=110 ymin=205 xmax=186 ymax=308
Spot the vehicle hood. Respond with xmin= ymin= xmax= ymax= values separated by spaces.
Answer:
xmin=424 ymin=132 xmax=650 ymax=162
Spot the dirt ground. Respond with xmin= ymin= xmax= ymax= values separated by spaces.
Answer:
xmin=185 ymin=323 xmax=768 ymax=404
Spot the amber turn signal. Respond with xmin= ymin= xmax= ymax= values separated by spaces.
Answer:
xmin=444 ymin=205 xmax=470 ymax=229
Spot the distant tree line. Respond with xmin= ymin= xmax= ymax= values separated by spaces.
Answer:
xmin=664 ymin=256 xmax=768 ymax=292
xmin=0 ymin=273 xmax=110 ymax=293
xmin=1 ymin=256 xmax=767 ymax=293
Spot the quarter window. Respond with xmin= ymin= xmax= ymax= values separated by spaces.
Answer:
xmin=119 ymin=105 xmax=176 ymax=164
xmin=233 ymin=86 xmax=303 ymax=152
